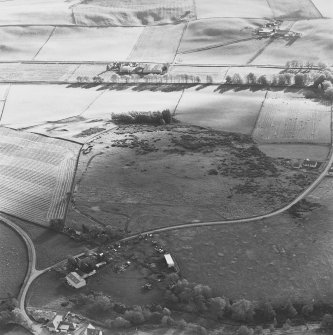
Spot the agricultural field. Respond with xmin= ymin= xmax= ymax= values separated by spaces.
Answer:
xmin=71 ymin=124 xmax=317 ymax=234
xmin=258 ymin=144 xmax=330 ymax=161
xmin=0 ymin=0 xmax=74 ymax=25
xmin=0 ymin=84 xmax=102 ymax=128
xmin=174 ymin=38 xmax=268 ymax=65
xmin=73 ymin=0 xmax=196 ymax=26
xmin=253 ymin=91 xmax=332 ymax=145
xmin=35 ymin=26 xmax=144 ymax=62
xmin=252 ymin=19 xmax=333 ymax=66
xmin=127 ymin=24 xmax=186 ymax=63
xmin=177 ymin=18 xmax=264 ymax=54
xmin=0 ymin=63 xmax=77 ymax=82
xmin=266 ymin=0 xmax=323 ymax=19
xmin=195 ymin=0 xmax=273 ymax=19
xmin=312 ymin=0 xmax=333 ymax=18
xmin=175 ymin=87 xmax=266 ymax=134
xmin=0 ymin=127 xmax=80 ymax=226
xmin=0 ymin=26 xmax=55 ymax=61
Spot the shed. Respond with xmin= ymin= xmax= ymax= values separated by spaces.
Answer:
xmin=46 ymin=314 xmax=63 ymax=332
xmin=164 ymin=253 xmax=175 ymax=268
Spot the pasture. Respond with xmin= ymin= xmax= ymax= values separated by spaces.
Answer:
xmin=0 ymin=63 xmax=77 ymax=82
xmin=0 ymin=85 xmax=102 ymax=128
xmin=175 ymin=38 xmax=268 ymax=65
xmin=0 ymin=0 xmax=73 ymax=25
xmin=0 ymin=127 xmax=80 ymax=226
xmin=127 ymin=24 xmax=186 ymax=63
xmin=252 ymin=19 xmax=333 ymax=66
xmin=0 ymin=26 xmax=54 ymax=61
xmin=258 ymin=144 xmax=330 ymax=161
xmin=35 ymin=26 xmax=144 ymax=61
xmin=177 ymin=18 xmax=264 ymax=54
xmin=312 ymin=0 xmax=333 ymax=18
xmin=73 ymin=0 xmax=195 ymax=25
xmin=195 ymin=0 xmax=273 ymax=19
xmin=253 ymin=91 xmax=332 ymax=145
xmin=266 ymin=0 xmax=323 ymax=19
xmin=175 ymin=87 xmax=266 ymax=134
xmin=160 ymin=204 xmax=333 ymax=305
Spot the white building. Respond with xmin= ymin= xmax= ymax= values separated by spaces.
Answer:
xmin=84 ymin=323 xmax=103 ymax=335
xmin=164 ymin=253 xmax=175 ymax=268
xmin=66 ymin=272 xmax=86 ymax=289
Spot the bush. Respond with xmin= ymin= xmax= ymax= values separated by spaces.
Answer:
xmin=231 ymin=299 xmax=255 ymax=322
xmin=162 ymin=109 xmax=172 ymax=124
xmin=208 ymin=297 xmax=228 ymax=319
xmin=238 ymin=325 xmax=254 ymax=335
xmin=124 ymin=310 xmax=145 ymax=325
xmin=225 ymin=75 xmax=232 ymax=84
xmin=294 ymin=73 xmax=307 ymax=87
xmin=324 ymin=87 xmax=333 ymax=101
xmin=112 ymin=316 xmax=131 ymax=329
xmin=256 ymin=301 xmax=276 ymax=321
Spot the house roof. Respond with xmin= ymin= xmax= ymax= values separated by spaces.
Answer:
xmin=164 ymin=253 xmax=175 ymax=267
xmin=66 ymin=272 xmax=85 ymax=285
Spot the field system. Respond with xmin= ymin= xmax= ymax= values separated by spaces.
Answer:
xmin=1 ymin=1 xmax=333 ymax=334
xmin=0 ymin=127 xmax=80 ymax=226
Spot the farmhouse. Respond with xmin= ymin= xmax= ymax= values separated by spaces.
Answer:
xmin=66 ymin=272 xmax=86 ymax=289
xmin=302 ymin=159 xmax=320 ymax=169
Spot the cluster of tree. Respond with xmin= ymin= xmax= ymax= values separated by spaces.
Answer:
xmin=111 ymin=109 xmax=173 ymax=126
xmin=285 ymin=60 xmax=328 ymax=72
xmin=313 ymin=73 xmax=333 ymax=101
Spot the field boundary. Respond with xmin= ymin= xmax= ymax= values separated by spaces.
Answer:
xmin=172 ymin=21 xmax=189 ymax=63
xmin=32 ymin=26 xmax=57 ymax=60
xmin=247 ymin=37 xmax=275 ymax=64
xmin=251 ymin=89 xmax=268 ymax=137
xmin=307 ymin=0 xmax=324 ymax=18
xmin=0 ymin=84 xmax=11 ymax=123
xmin=127 ymin=26 xmax=147 ymax=61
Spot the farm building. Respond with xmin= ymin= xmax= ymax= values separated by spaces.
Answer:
xmin=46 ymin=314 xmax=63 ymax=332
xmin=66 ymin=272 xmax=86 ymax=289
xmin=164 ymin=253 xmax=175 ymax=268
xmin=328 ymin=166 xmax=333 ymax=176
xmin=302 ymin=159 xmax=320 ymax=169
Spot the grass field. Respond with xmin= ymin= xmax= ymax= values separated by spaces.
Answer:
xmin=195 ymin=0 xmax=273 ymax=19
xmin=0 ymin=127 xmax=80 ymax=226
xmin=253 ymin=91 xmax=332 ymax=144
xmin=175 ymin=87 xmax=266 ymax=134
xmin=0 ymin=26 xmax=54 ymax=61
xmin=252 ymin=19 xmax=333 ymax=66
xmin=175 ymin=38 xmax=268 ymax=65
xmin=159 ymin=201 xmax=333 ymax=305
xmin=312 ymin=0 xmax=333 ymax=18
xmin=266 ymin=0 xmax=323 ymax=19
xmin=178 ymin=18 xmax=264 ymax=54
xmin=35 ymin=26 xmax=143 ymax=62
xmin=258 ymin=144 xmax=330 ymax=161
xmin=127 ymin=24 xmax=186 ymax=63
xmin=1 ymin=85 xmax=102 ymax=128
xmin=3 ymin=214 xmax=85 ymax=270
xmin=73 ymin=0 xmax=195 ymax=26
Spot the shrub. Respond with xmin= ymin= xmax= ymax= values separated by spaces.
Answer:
xmin=294 ymin=73 xmax=307 ymax=87
xmin=256 ymin=301 xmax=276 ymax=321
xmin=124 ymin=310 xmax=145 ymax=325
xmin=225 ymin=75 xmax=232 ymax=84
xmin=322 ymin=80 xmax=333 ymax=90
xmin=231 ymin=299 xmax=255 ymax=322
xmin=112 ymin=316 xmax=131 ymax=329
xmin=162 ymin=109 xmax=172 ymax=124
xmin=324 ymin=87 xmax=333 ymax=101
xmin=208 ymin=297 xmax=228 ymax=319
xmin=238 ymin=325 xmax=254 ymax=335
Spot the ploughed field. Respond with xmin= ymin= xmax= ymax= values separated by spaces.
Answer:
xmin=69 ymin=124 xmax=318 ymax=233
xmin=0 ymin=127 xmax=80 ymax=226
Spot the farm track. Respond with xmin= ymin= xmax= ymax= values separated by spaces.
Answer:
xmin=0 ymin=84 xmax=11 ymax=122
xmin=32 ymin=27 xmax=57 ymax=61
xmin=247 ymin=37 xmax=275 ymax=65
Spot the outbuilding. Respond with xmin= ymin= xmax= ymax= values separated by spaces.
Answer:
xmin=66 ymin=272 xmax=86 ymax=289
xmin=164 ymin=253 xmax=175 ymax=268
